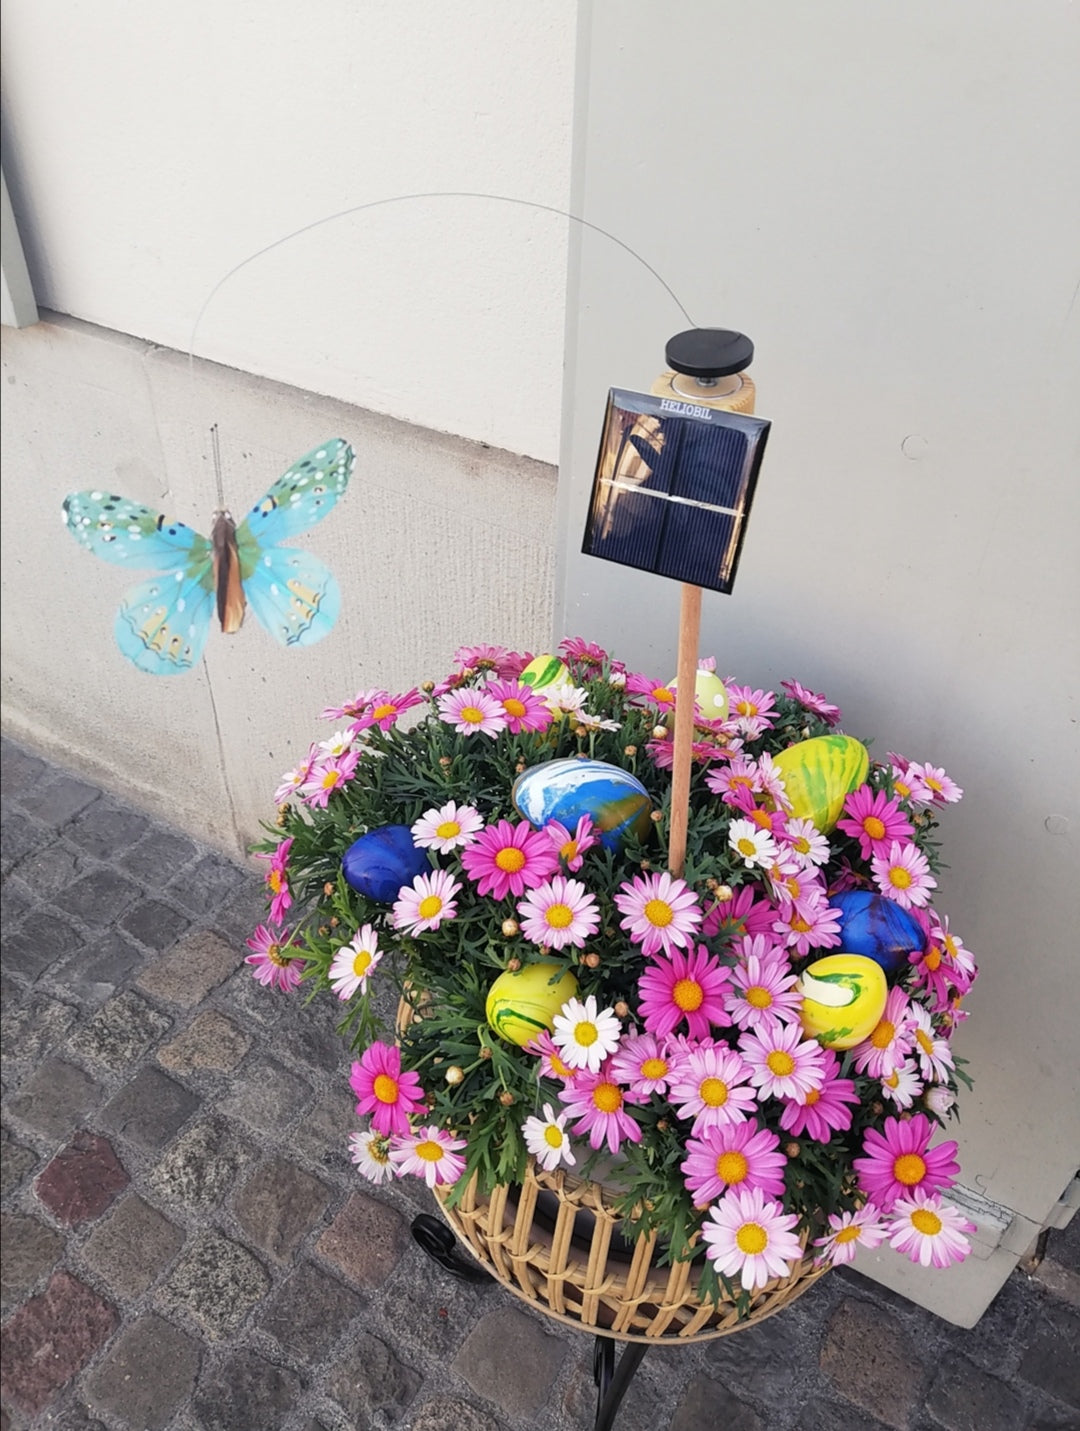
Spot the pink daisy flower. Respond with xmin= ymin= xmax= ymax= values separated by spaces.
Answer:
xmin=725 ymin=951 xmax=803 ymax=1034
xmin=437 ymin=687 xmax=508 ymax=738
xmin=780 ymin=679 xmax=841 ymax=725
xmin=930 ymin=913 xmax=978 ymax=984
xmin=624 ymin=672 xmax=678 ymax=711
xmin=703 ymin=1187 xmax=804 ymax=1291
xmin=614 ymin=871 xmax=702 ymax=957
xmin=328 ymin=924 xmax=383 ymax=999
xmin=487 ymin=679 xmax=554 ymax=734
xmin=608 ymin=1033 xmax=674 ymax=1096
xmin=705 ymin=756 xmax=763 ymax=803
xmin=301 ymin=750 xmax=362 ymax=808
xmin=352 ymin=688 xmax=423 ymax=733
xmin=779 ymin=1052 xmax=860 ymax=1142
xmin=872 ymin=840 xmax=937 ymax=909
xmin=245 ymin=923 xmax=304 ymax=992
xmin=779 ymin=817 xmax=831 ymax=868
xmin=392 ymin=869 xmax=461 ymax=934
xmin=853 ymin=987 xmax=915 ymax=1079
xmin=702 ymin=885 xmax=778 ymax=943
xmin=905 ymin=762 xmax=963 ymax=806
xmin=460 ymin=819 xmax=559 ymax=900
xmin=886 ymin=1191 xmax=974 ymax=1268
xmin=453 ymin=642 xmax=511 ymax=673
xmin=559 ymin=1063 xmax=643 ymax=1155
xmin=544 ymin=814 xmax=599 ymax=872
xmin=681 ymin=1121 xmax=788 ymax=1204
xmin=771 ymin=889 xmax=843 ymax=957
xmin=836 ymin=786 xmax=915 ymax=859
xmin=559 ymin=635 xmax=613 ymax=667
xmin=908 ymin=1003 xmax=955 ymax=1082
xmin=637 ymin=944 xmax=731 ymax=1039
xmin=813 ymin=1205 xmax=888 ymax=1266
xmin=350 ymin=1043 xmax=426 ymax=1137
xmin=389 ymin=1126 xmax=467 ymax=1188
xmin=257 ymin=836 xmax=293 ymax=925
xmin=274 ymin=749 xmax=318 ymax=805
xmin=880 ymin=1059 xmax=925 ymax=1110
xmin=740 ymin=1022 xmax=828 ymax=1102
xmin=726 ymin=683 xmax=778 ymax=732
xmin=348 ymin=1128 xmax=395 ymax=1185
xmin=668 ymin=1043 xmax=757 ymax=1132
xmin=853 ymin=1113 xmax=960 ymax=1212
xmin=524 ymin=1030 xmax=581 ymax=1083
xmin=517 ymin=876 xmax=600 ymax=950
xmin=321 ymin=688 xmax=381 ymax=721
xmin=411 ymin=801 xmax=484 ymax=853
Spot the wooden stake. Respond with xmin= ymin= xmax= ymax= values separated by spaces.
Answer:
xmin=668 ymin=582 xmax=702 ymax=878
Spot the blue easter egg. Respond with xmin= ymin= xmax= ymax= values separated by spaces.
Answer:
xmin=831 ymin=890 xmax=925 ymax=976
xmin=342 ymin=825 xmax=429 ymax=903
xmin=512 ymin=758 xmax=652 ymax=852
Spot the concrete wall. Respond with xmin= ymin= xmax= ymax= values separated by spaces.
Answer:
xmin=1 ymin=315 xmax=557 ymax=851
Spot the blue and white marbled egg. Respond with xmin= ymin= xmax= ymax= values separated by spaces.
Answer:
xmin=831 ymin=889 xmax=925 ymax=977
xmin=342 ymin=825 xmax=429 ymax=903
xmin=512 ymin=758 xmax=652 ymax=852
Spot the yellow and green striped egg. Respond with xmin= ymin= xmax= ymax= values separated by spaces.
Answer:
xmin=797 ymin=953 xmax=888 ymax=1049
xmin=772 ymin=734 xmax=869 ymax=834
xmin=485 ymin=962 xmax=579 ymax=1047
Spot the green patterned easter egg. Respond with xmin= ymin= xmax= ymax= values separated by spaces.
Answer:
xmin=519 ymin=654 xmax=570 ymax=690
xmin=485 ymin=962 xmax=579 ymax=1046
xmin=773 ymin=734 xmax=869 ymax=833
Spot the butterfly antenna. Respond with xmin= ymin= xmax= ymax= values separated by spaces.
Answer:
xmin=210 ymin=424 xmax=225 ymax=509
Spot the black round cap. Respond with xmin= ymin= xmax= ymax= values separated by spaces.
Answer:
xmin=665 ymin=328 xmax=754 ymax=379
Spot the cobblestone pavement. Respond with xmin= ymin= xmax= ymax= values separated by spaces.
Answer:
xmin=1 ymin=735 xmax=1078 ymax=1431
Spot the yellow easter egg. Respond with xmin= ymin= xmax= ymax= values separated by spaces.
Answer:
xmin=519 ymin=655 xmax=570 ymax=691
xmin=485 ymin=962 xmax=580 ymax=1046
xmin=797 ymin=953 xmax=888 ymax=1049
xmin=667 ymin=669 xmax=729 ymax=720
xmin=772 ymin=734 xmax=869 ymax=833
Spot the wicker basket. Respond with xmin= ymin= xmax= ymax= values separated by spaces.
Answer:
xmin=434 ymin=1159 xmax=828 ymax=1343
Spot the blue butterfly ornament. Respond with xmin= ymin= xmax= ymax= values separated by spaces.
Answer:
xmin=61 ymin=438 xmax=355 ymax=676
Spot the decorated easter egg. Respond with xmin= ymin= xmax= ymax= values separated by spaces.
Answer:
xmin=773 ymin=734 xmax=869 ymax=833
xmin=798 ymin=953 xmax=888 ymax=1049
xmin=519 ymin=654 xmax=570 ymax=690
xmin=512 ymin=758 xmax=652 ymax=852
xmin=831 ymin=890 xmax=925 ymax=977
xmin=486 ymin=962 xmax=580 ymax=1046
xmin=667 ymin=669 xmax=729 ymax=720
xmin=342 ymin=825 xmax=429 ymax=903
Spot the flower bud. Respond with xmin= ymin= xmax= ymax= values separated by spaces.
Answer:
xmin=324 ymin=882 xmax=336 ymax=896
xmin=613 ymin=1001 xmax=630 ymax=1019
xmin=651 ymin=725 xmax=669 ymax=741
xmin=328 ymin=916 xmax=339 ymax=928
xmin=506 ymin=958 xmax=521 ymax=972
xmin=624 ymin=744 xmax=638 ymax=757
xmin=515 ymin=761 xmax=527 ymax=774
xmin=924 ymin=1085 xmax=956 ymax=1116
xmin=479 ymin=1046 xmax=492 ymax=1061
xmin=610 ymin=671 xmax=627 ymax=688
xmin=439 ymin=756 xmax=452 ymax=768
xmin=784 ymin=1141 xmax=801 ymax=1159
xmin=714 ymin=884 xmax=733 ymax=902
xmin=583 ymin=952 xmax=601 ymax=969
xmin=421 ymin=680 xmax=435 ymax=693
xmin=445 ymin=1065 xmax=465 ymax=1085
xmin=502 ymin=919 xmax=520 ymax=938
xmin=276 ymin=810 xmax=289 ymax=827
xmin=650 ymin=809 xmax=663 ymax=823
xmin=498 ymin=1090 xmax=515 ymax=1107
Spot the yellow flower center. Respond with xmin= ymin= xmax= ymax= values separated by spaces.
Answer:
xmin=417 ymin=895 xmax=443 ymax=920
xmin=545 ymin=903 xmax=574 ymax=929
xmin=943 ymin=934 xmax=960 ymax=961
xmin=863 ymin=815 xmax=886 ymax=840
xmin=503 ymin=697 xmax=527 ymax=718
xmin=926 ymin=776 xmax=943 ymax=794
xmin=894 ymin=779 xmax=911 ymax=799
xmin=716 ymin=1151 xmax=749 ymax=1185
xmin=735 ymin=1222 xmax=768 ymax=1254
xmin=267 ymin=943 xmax=289 ymax=967
xmin=460 ymin=705 xmax=485 ymax=725
xmin=495 ymin=847 xmax=527 ymax=873
xmin=784 ymin=876 xmax=803 ymax=900
xmin=894 ymin=1153 xmax=927 ymax=1186
xmin=593 ymin=1082 xmax=622 ymax=1113
xmin=543 ymin=1124 xmax=564 ymax=1149
xmin=889 ymin=866 xmax=913 ymax=890
xmin=436 ymin=820 xmax=461 ymax=839
xmin=560 ymin=840 xmax=579 ymax=861
xmin=804 ymin=1087 xmax=821 ymax=1106
xmin=736 ymin=837 xmax=758 ymax=858
xmin=653 ymin=687 xmax=675 ymax=705
xmin=884 ymin=1071 xmax=900 ymax=1089
xmin=644 ymin=898 xmax=674 ymax=927
xmin=373 ymin=1074 xmax=399 ymax=1104
xmin=352 ymin=949 xmax=373 ymax=977
xmin=372 ymin=702 xmax=397 ymax=720
xmin=415 ymin=1139 xmax=444 ymax=1162
xmin=790 ymin=915 xmax=812 ymax=934
xmin=268 ymin=870 xmax=283 ymax=893
xmin=746 ymin=985 xmax=773 ymax=1009
xmin=367 ymin=1139 xmax=390 ymax=1165
xmin=641 ymin=1058 xmax=668 ymax=1080
xmin=550 ymin=1052 xmax=575 ymax=1078
xmin=916 ymin=1029 xmax=934 ymax=1056
xmin=321 ymin=770 xmax=341 ymax=789
xmin=574 ymin=1021 xmax=598 ymax=1047
xmin=767 ymin=1050 xmax=796 ymax=1077
xmin=870 ymin=1019 xmax=896 ymax=1049
xmin=735 ymin=699 xmax=758 ymax=717
xmin=750 ymin=808 xmax=773 ymax=830
xmin=911 ymin=1207 xmax=942 ymax=1236
xmin=792 ymin=835 xmax=811 ymax=855
xmin=699 ymin=1077 xmax=728 ymax=1107
xmin=925 ymin=946 xmax=942 ymax=971
xmin=730 ymin=774 xmax=753 ymax=789
xmin=835 ymin=1224 xmax=862 ymax=1244
xmin=673 ymin=978 xmax=704 ymax=1012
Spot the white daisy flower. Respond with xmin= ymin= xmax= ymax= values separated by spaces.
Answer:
xmin=551 ymin=994 xmax=622 ymax=1073
xmin=522 ymin=1104 xmax=577 ymax=1171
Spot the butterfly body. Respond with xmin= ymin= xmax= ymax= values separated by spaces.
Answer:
xmin=63 ymin=438 xmax=354 ymax=675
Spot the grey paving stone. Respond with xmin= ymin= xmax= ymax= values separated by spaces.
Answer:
xmin=66 ymin=803 xmax=150 ymax=859
xmin=50 ymin=931 xmax=144 ymax=1006
xmin=218 ymin=965 xmax=289 ymax=1030
xmin=1 ymin=740 xmax=46 ymax=795
xmin=33 ymin=1130 xmax=130 ymax=1226
xmin=7 ymin=841 xmax=81 ymax=897
xmin=137 ymin=929 xmax=241 ymax=1007
xmin=325 ymin=1332 xmax=422 ymax=1423
xmin=2 ymin=912 xmax=85 ymax=981
xmin=217 ymin=1055 xmax=313 ymax=1134
xmin=211 ymin=877 xmax=272 ymax=945
xmin=17 ymin=775 xmax=99 ymax=829
xmin=316 ymin=1191 xmax=409 ymax=1289
xmin=669 ymin=1375 xmax=762 ymax=1431
xmin=164 ymin=853 xmax=246 ymax=918
xmin=1 ymin=995 xmax=78 ymax=1063
xmin=2 ymin=812 xmax=46 ymax=874
xmin=407 ymin=1396 xmax=504 ymax=1431
xmin=379 ymin=1262 xmax=489 ymax=1363
xmin=121 ymin=828 xmax=200 ymax=886
xmin=290 ymin=1085 xmax=357 ymax=1178
xmin=0 ymin=1212 xmax=64 ymax=1309
xmin=820 ymin=1297 xmax=925 ymax=1431
xmin=1018 ymin=1305 xmax=1080 ymax=1409
xmin=148 ymin=1116 xmax=255 ymax=1210
xmin=98 ymin=1065 xmax=201 ymax=1153
xmin=83 ymin=1312 xmax=201 ymax=1429
xmin=36 ymin=1403 xmax=108 ymax=1431
xmin=118 ymin=897 xmax=191 ymax=951
xmin=1031 ymin=1258 xmax=1080 ymax=1309
xmin=157 ymin=1229 xmax=270 ymax=1338
xmin=795 ymin=1396 xmax=894 ymax=1431
xmin=67 ymin=990 xmax=171 ymax=1069
xmin=452 ymin=1305 xmax=566 ymax=1420
xmin=708 ymin=1293 xmax=816 ymax=1405
xmin=53 ymin=870 xmax=141 ymax=929
xmin=1 ymin=880 xmax=32 ymax=932
xmin=925 ymin=1351 xmax=1026 ymax=1431
xmin=157 ymin=1010 xmax=251 ymax=1073
xmin=232 ymin=1155 xmax=333 ymax=1264
xmin=79 ymin=1194 xmax=184 ymax=1298
xmin=0 ymin=1132 xmax=38 ymax=1195
xmin=192 ymin=1348 xmax=302 ymax=1431
xmin=259 ymin=1261 xmax=363 ymax=1362
xmin=5 ymin=1059 xmax=103 ymax=1141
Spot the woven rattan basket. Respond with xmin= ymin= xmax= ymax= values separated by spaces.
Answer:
xmin=434 ymin=1159 xmax=828 ymax=1343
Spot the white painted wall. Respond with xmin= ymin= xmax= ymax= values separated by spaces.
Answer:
xmin=0 ymin=1 xmax=575 ymax=463
xmin=559 ymin=1 xmax=1080 ymax=1324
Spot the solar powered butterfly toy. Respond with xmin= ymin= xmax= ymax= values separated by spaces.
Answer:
xmin=61 ymin=438 xmax=355 ymax=676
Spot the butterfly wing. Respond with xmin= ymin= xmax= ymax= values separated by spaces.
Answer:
xmin=240 ymin=545 xmax=340 ymax=648
xmin=233 ymin=438 xmax=354 ymax=548
xmin=113 ymin=566 xmax=216 ymax=675
xmin=62 ymin=490 xmax=212 ymax=570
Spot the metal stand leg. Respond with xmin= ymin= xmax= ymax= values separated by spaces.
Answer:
xmin=410 ymin=1213 xmax=493 ymax=1284
xmin=593 ymin=1336 xmax=648 ymax=1431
